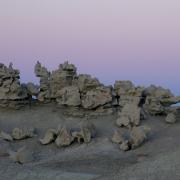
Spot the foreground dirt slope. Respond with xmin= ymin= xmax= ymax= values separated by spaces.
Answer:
xmin=0 ymin=104 xmax=180 ymax=180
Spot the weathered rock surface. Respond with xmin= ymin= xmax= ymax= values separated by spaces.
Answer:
xmin=56 ymin=86 xmax=81 ymax=106
xmin=165 ymin=113 xmax=177 ymax=124
xmin=112 ymin=126 xmax=150 ymax=151
xmin=143 ymin=85 xmax=175 ymax=115
xmin=12 ymin=127 xmax=35 ymax=140
xmin=81 ymin=86 xmax=112 ymax=109
xmin=55 ymin=126 xmax=73 ymax=147
xmin=116 ymin=104 xmax=141 ymax=127
xmin=39 ymin=129 xmax=57 ymax=145
xmin=0 ymin=63 xmax=28 ymax=108
xmin=129 ymin=126 xmax=151 ymax=149
xmin=114 ymin=81 xmax=144 ymax=107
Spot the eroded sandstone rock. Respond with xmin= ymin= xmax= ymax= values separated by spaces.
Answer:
xmin=39 ymin=129 xmax=57 ymax=145
xmin=143 ymin=85 xmax=175 ymax=115
xmin=81 ymin=86 xmax=112 ymax=109
xmin=56 ymin=86 xmax=81 ymax=106
xmin=0 ymin=63 xmax=28 ymax=108
xmin=12 ymin=127 xmax=35 ymax=140
xmin=116 ymin=104 xmax=141 ymax=127
xmin=55 ymin=126 xmax=73 ymax=147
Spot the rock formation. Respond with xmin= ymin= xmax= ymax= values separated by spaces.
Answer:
xmin=112 ymin=126 xmax=151 ymax=151
xmin=0 ymin=63 xmax=29 ymax=108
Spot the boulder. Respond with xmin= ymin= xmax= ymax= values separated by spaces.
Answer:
xmin=55 ymin=126 xmax=73 ymax=147
xmin=129 ymin=126 xmax=151 ymax=149
xmin=12 ymin=127 xmax=35 ymax=140
xmin=39 ymin=129 xmax=57 ymax=145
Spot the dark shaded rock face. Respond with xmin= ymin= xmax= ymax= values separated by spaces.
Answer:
xmin=0 ymin=61 xmax=179 ymax=114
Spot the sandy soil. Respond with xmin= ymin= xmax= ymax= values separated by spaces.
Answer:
xmin=0 ymin=104 xmax=180 ymax=180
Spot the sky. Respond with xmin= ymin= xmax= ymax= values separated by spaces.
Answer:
xmin=0 ymin=0 xmax=179 ymax=95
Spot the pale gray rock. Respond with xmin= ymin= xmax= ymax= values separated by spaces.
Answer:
xmin=12 ymin=127 xmax=35 ymax=140
xmin=116 ymin=104 xmax=141 ymax=127
xmin=143 ymin=85 xmax=174 ymax=115
xmin=0 ymin=63 xmax=28 ymax=108
xmin=129 ymin=126 xmax=151 ymax=149
xmin=81 ymin=86 xmax=112 ymax=109
xmin=114 ymin=81 xmax=144 ymax=107
xmin=76 ymin=74 xmax=101 ymax=93
xmin=55 ymin=126 xmax=73 ymax=147
xmin=165 ymin=113 xmax=177 ymax=124
xmin=56 ymin=86 xmax=81 ymax=106
xmin=39 ymin=129 xmax=57 ymax=145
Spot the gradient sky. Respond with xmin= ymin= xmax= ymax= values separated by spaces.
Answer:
xmin=0 ymin=0 xmax=180 ymax=95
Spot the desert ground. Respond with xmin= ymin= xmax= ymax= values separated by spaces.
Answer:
xmin=1 ymin=104 xmax=180 ymax=180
